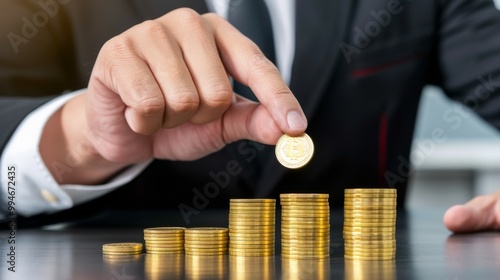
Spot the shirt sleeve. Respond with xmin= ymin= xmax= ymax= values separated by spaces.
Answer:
xmin=0 ymin=89 xmax=152 ymax=218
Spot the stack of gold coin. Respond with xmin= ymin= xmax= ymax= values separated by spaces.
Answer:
xmin=102 ymin=242 xmax=143 ymax=255
xmin=280 ymin=193 xmax=330 ymax=259
xmin=143 ymin=227 xmax=185 ymax=255
xmin=184 ymin=227 xmax=229 ymax=256
xmin=343 ymin=188 xmax=397 ymax=261
xmin=228 ymin=198 xmax=276 ymax=257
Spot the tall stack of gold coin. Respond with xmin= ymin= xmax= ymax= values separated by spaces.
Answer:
xmin=184 ymin=227 xmax=229 ymax=256
xmin=228 ymin=199 xmax=276 ymax=257
xmin=280 ymin=193 xmax=330 ymax=259
xmin=343 ymin=188 xmax=397 ymax=260
xmin=143 ymin=227 xmax=185 ymax=255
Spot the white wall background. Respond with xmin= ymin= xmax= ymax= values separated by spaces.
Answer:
xmin=407 ymin=0 xmax=500 ymax=210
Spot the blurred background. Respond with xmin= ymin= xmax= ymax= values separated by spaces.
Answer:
xmin=407 ymin=0 xmax=500 ymax=211
xmin=408 ymin=84 xmax=500 ymax=211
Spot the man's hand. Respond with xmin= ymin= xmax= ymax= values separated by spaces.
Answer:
xmin=443 ymin=191 xmax=500 ymax=233
xmin=40 ymin=8 xmax=307 ymax=185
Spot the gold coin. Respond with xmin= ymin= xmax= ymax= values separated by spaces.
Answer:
xmin=281 ymin=253 xmax=330 ymax=259
xmin=281 ymin=248 xmax=330 ymax=254
xmin=344 ymin=247 xmax=396 ymax=254
xmin=344 ymin=225 xmax=395 ymax=231
xmin=229 ymin=230 xmax=275 ymax=235
xmin=344 ymin=239 xmax=396 ymax=245
xmin=281 ymin=246 xmax=330 ymax=252
xmin=343 ymin=206 xmax=396 ymax=211
xmin=146 ymin=250 xmax=183 ymax=255
xmin=184 ymin=235 xmax=229 ymax=240
xmin=230 ymin=198 xmax=276 ymax=203
xmin=275 ymin=133 xmax=314 ymax=169
xmin=280 ymin=200 xmax=329 ymax=204
xmin=282 ymin=255 xmax=330 ymax=260
xmin=229 ymin=251 xmax=274 ymax=257
xmin=282 ymin=216 xmax=329 ymax=222
xmin=229 ymin=247 xmax=274 ymax=253
xmin=229 ymin=206 xmax=276 ymax=211
xmin=280 ymin=193 xmax=329 ymax=199
xmin=280 ymin=203 xmax=329 ymax=208
xmin=344 ymin=197 xmax=396 ymax=202
xmin=344 ymin=202 xmax=397 ymax=208
xmin=228 ymin=213 xmax=275 ymax=218
xmin=144 ymin=227 xmax=185 ymax=233
xmin=344 ymin=217 xmax=396 ymax=223
xmin=281 ymin=228 xmax=330 ymax=234
xmin=281 ymin=248 xmax=331 ymax=254
xmin=229 ymin=244 xmax=275 ymax=250
xmin=344 ymin=251 xmax=395 ymax=257
xmin=185 ymin=227 xmax=228 ymax=233
xmin=230 ymin=239 xmax=275 ymax=244
xmin=185 ymin=251 xmax=227 ymax=256
xmin=344 ymin=188 xmax=396 ymax=194
xmin=282 ymin=233 xmax=329 ymax=238
xmin=344 ymin=200 xmax=396 ymax=205
xmin=146 ymin=247 xmax=185 ymax=252
xmin=185 ymin=247 xmax=228 ymax=252
xmin=229 ymin=238 xmax=275 ymax=243
xmin=343 ymin=222 xmax=395 ymax=227
xmin=344 ymin=213 xmax=397 ymax=219
xmin=281 ymin=224 xmax=330 ymax=229
xmin=229 ymin=228 xmax=275 ymax=233
xmin=230 ymin=203 xmax=276 ymax=208
xmin=146 ymin=245 xmax=185 ymax=251
xmin=344 ymin=242 xmax=396 ymax=248
xmin=344 ymin=254 xmax=394 ymax=261
xmin=282 ymin=238 xmax=329 ymax=244
xmin=229 ymin=226 xmax=275 ymax=232
xmin=344 ymin=194 xmax=396 ymax=198
xmin=102 ymin=243 xmax=143 ymax=254
xmin=281 ymin=210 xmax=330 ymax=216
xmin=229 ymin=217 xmax=275 ymax=223
xmin=184 ymin=242 xmax=227 ymax=247
xmin=343 ymin=233 xmax=396 ymax=240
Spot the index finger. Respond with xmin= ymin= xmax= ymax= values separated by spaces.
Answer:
xmin=202 ymin=13 xmax=308 ymax=136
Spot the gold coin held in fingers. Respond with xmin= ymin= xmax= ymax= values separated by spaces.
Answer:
xmin=275 ymin=133 xmax=314 ymax=169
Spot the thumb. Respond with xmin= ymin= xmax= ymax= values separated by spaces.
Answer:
xmin=443 ymin=191 xmax=500 ymax=233
xmin=221 ymin=95 xmax=284 ymax=145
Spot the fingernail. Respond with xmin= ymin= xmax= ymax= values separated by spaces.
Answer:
xmin=287 ymin=111 xmax=307 ymax=131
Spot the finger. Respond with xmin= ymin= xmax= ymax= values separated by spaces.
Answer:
xmin=203 ymin=13 xmax=308 ymax=137
xmin=221 ymin=95 xmax=282 ymax=145
xmin=443 ymin=192 xmax=500 ymax=233
xmin=96 ymin=37 xmax=164 ymax=135
xmin=130 ymin=19 xmax=202 ymax=128
xmin=163 ymin=9 xmax=233 ymax=124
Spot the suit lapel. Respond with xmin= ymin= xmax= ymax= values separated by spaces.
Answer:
xmin=256 ymin=0 xmax=355 ymax=197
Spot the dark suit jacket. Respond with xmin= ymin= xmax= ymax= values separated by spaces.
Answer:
xmin=1 ymin=0 xmax=500 ymax=225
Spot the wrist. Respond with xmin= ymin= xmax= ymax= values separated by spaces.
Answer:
xmin=40 ymin=93 xmax=129 ymax=185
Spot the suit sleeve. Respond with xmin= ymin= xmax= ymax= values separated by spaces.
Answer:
xmin=433 ymin=0 xmax=500 ymax=129
xmin=0 ymin=97 xmax=56 ymax=152
xmin=0 ymin=0 xmax=79 ymax=152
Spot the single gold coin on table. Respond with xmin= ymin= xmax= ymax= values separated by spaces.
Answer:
xmin=275 ymin=133 xmax=314 ymax=169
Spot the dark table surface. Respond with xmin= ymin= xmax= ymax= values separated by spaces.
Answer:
xmin=1 ymin=207 xmax=499 ymax=280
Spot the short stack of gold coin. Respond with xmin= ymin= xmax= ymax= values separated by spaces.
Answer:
xmin=280 ymin=193 xmax=330 ymax=259
xmin=228 ymin=198 xmax=276 ymax=257
xmin=143 ymin=227 xmax=185 ymax=255
xmin=343 ymin=188 xmax=397 ymax=260
xmin=102 ymin=242 xmax=143 ymax=255
xmin=184 ymin=227 xmax=229 ymax=256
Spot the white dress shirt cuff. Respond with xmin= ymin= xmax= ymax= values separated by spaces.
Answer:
xmin=1 ymin=89 xmax=152 ymax=217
